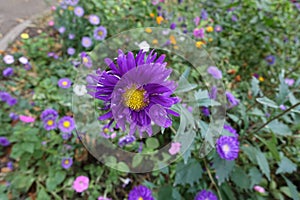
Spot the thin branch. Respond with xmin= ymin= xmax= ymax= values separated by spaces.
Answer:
xmin=203 ymin=159 xmax=223 ymax=200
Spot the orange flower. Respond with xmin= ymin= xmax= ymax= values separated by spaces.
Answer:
xmin=145 ymin=28 xmax=152 ymax=33
xmin=170 ymin=35 xmax=176 ymax=45
xmin=150 ymin=13 xmax=155 ymax=18
xmin=206 ymin=26 xmax=214 ymax=32
xmin=195 ymin=41 xmax=204 ymax=48
xmin=156 ymin=16 xmax=164 ymax=25
xmin=152 ymin=39 xmax=158 ymax=44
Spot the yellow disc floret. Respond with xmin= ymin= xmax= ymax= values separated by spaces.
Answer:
xmin=123 ymin=85 xmax=148 ymax=111
xmin=47 ymin=120 xmax=54 ymax=126
xmin=63 ymin=121 xmax=71 ymax=128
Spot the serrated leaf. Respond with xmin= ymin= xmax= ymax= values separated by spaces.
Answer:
xmin=267 ymin=120 xmax=292 ymax=136
xmin=212 ymin=155 xmax=235 ymax=185
xmin=282 ymin=176 xmax=300 ymax=200
xmin=231 ymin=166 xmax=251 ymax=189
xmin=158 ymin=185 xmax=182 ymax=200
xmin=256 ymin=97 xmax=278 ymax=108
xmin=241 ymin=145 xmax=257 ymax=164
xmin=276 ymin=157 xmax=297 ymax=174
xmin=174 ymin=159 xmax=202 ymax=186
xmin=248 ymin=167 xmax=262 ymax=187
xmin=256 ymin=151 xmax=270 ymax=181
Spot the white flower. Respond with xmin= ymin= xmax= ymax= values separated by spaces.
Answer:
xmin=136 ymin=41 xmax=150 ymax=52
xmin=3 ymin=55 xmax=14 ymax=64
xmin=73 ymin=84 xmax=87 ymax=96
xmin=18 ymin=56 xmax=29 ymax=64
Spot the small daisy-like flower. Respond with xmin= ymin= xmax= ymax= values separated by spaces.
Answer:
xmin=73 ymin=84 xmax=87 ymax=96
xmin=72 ymin=175 xmax=89 ymax=193
xmin=43 ymin=117 xmax=57 ymax=131
xmin=216 ymin=136 xmax=239 ymax=160
xmin=265 ymin=55 xmax=275 ymax=65
xmin=128 ymin=185 xmax=154 ymax=200
xmin=193 ymin=28 xmax=205 ymax=39
xmin=40 ymin=108 xmax=58 ymax=121
xmin=225 ymin=91 xmax=239 ymax=108
xmin=207 ymin=66 xmax=222 ymax=79
xmin=3 ymin=55 xmax=14 ymax=64
xmin=0 ymin=91 xmax=10 ymax=101
xmin=89 ymin=14 xmax=100 ymax=25
xmin=169 ymin=142 xmax=181 ymax=155
xmin=9 ymin=112 xmax=18 ymax=120
xmin=170 ymin=22 xmax=176 ymax=29
xmin=137 ymin=41 xmax=150 ymax=52
xmin=285 ymin=78 xmax=295 ymax=86
xmin=279 ymin=104 xmax=286 ymax=111
xmin=58 ymin=116 xmax=75 ymax=133
xmin=206 ymin=26 xmax=214 ymax=32
xmin=3 ymin=67 xmax=14 ymax=77
xmin=19 ymin=56 xmax=29 ymax=64
xmin=0 ymin=137 xmax=10 ymax=147
xmin=74 ymin=6 xmax=84 ymax=17
xmin=81 ymin=37 xmax=93 ymax=48
xmin=80 ymin=52 xmax=93 ymax=68
xmin=215 ymin=25 xmax=223 ymax=32
xmin=61 ymin=158 xmax=73 ymax=169
xmin=68 ymin=33 xmax=75 ymax=40
xmin=58 ymin=26 xmax=66 ymax=34
xmin=67 ymin=47 xmax=76 ymax=55
xmin=93 ymin=26 xmax=107 ymax=40
xmin=58 ymin=78 xmax=72 ymax=88
xmin=194 ymin=190 xmax=218 ymax=200
xmin=6 ymin=97 xmax=18 ymax=106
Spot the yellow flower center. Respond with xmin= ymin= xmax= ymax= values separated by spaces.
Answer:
xmin=47 ymin=120 xmax=53 ymax=126
xmin=103 ymin=128 xmax=110 ymax=133
xmin=123 ymin=85 xmax=148 ymax=111
xmin=145 ymin=27 xmax=152 ymax=33
xmin=68 ymin=6 xmax=74 ymax=11
xmin=222 ymin=144 xmax=230 ymax=153
xmin=64 ymin=159 xmax=69 ymax=164
xmin=62 ymin=81 xmax=68 ymax=86
xmin=63 ymin=121 xmax=70 ymax=128
xmin=170 ymin=35 xmax=176 ymax=45
xmin=206 ymin=26 xmax=214 ymax=32
xmin=98 ymin=31 xmax=103 ymax=36
xmin=20 ymin=33 xmax=29 ymax=39
xmin=138 ymin=197 xmax=143 ymax=200
xmin=83 ymin=57 xmax=88 ymax=63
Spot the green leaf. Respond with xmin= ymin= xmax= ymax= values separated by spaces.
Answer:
xmin=248 ymin=167 xmax=262 ymax=187
xmin=276 ymin=156 xmax=297 ymax=174
xmin=212 ymin=155 xmax=235 ymax=185
xmin=230 ymin=166 xmax=251 ymax=189
xmin=267 ymin=120 xmax=292 ymax=136
xmin=157 ymin=185 xmax=182 ymax=200
xmin=256 ymin=97 xmax=278 ymax=108
xmin=132 ymin=154 xmax=143 ymax=168
xmin=174 ymin=159 xmax=202 ymax=186
xmin=146 ymin=138 xmax=159 ymax=149
xmin=256 ymin=150 xmax=271 ymax=181
xmin=282 ymin=176 xmax=300 ymax=200
xmin=255 ymin=134 xmax=280 ymax=161
xmin=21 ymin=142 xmax=35 ymax=153
xmin=241 ymin=145 xmax=257 ymax=164
xmin=54 ymin=171 xmax=66 ymax=186
xmin=37 ymin=188 xmax=51 ymax=200
xmin=220 ymin=183 xmax=237 ymax=200
xmin=251 ymin=77 xmax=261 ymax=97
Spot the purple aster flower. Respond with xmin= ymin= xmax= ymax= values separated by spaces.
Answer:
xmin=215 ymin=25 xmax=223 ymax=32
xmin=7 ymin=161 xmax=13 ymax=170
xmin=67 ymin=47 xmax=76 ymax=56
xmin=62 ymin=133 xmax=72 ymax=140
xmin=118 ymin=135 xmax=136 ymax=147
xmin=231 ymin=15 xmax=238 ymax=22
xmin=2 ymin=67 xmax=14 ymax=77
xmin=0 ymin=136 xmax=10 ymax=146
xmin=68 ymin=33 xmax=75 ymax=40
xmin=128 ymin=185 xmax=154 ymax=200
xmin=3 ymin=55 xmax=14 ymax=64
xmin=58 ymin=116 xmax=75 ymax=133
xmin=89 ymin=14 xmax=100 ymax=25
xmin=201 ymin=9 xmax=208 ymax=20
xmin=6 ymin=97 xmax=17 ymax=106
xmin=194 ymin=16 xmax=200 ymax=26
xmin=225 ymin=91 xmax=239 ymax=108
xmin=61 ymin=157 xmax=73 ymax=169
xmin=223 ymin=124 xmax=238 ymax=137
xmin=88 ymin=49 xmax=179 ymax=137
xmin=74 ymin=6 xmax=84 ymax=17
xmin=209 ymin=86 xmax=217 ymax=100
xmin=201 ymin=107 xmax=210 ymax=117
xmin=193 ymin=28 xmax=204 ymax=39
xmin=216 ymin=136 xmax=239 ymax=160
xmin=93 ymin=26 xmax=107 ymax=41
xmin=81 ymin=37 xmax=93 ymax=48
xmin=58 ymin=26 xmax=66 ymax=34
xmin=9 ymin=112 xmax=18 ymax=120
xmin=194 ymin=190 xmax=218 ymax=200
xmin=40 ymin=108 xmax=58 ymax=121
xmin=207 ymin=66 xmax=222 ymax=79
xmin=58 ymin=78 xmax=72 ymax=88
xmin=43 ymin=117 xmax=57 ymax=131
xmin=80 ymin=52 xmax=93 ymax=68
xmin=67 ymin=0 xmax=79 ymax=6
xmin=265 ymin=55 xmax=275 ymax=65
xmin=279 ymin=104 xmax=286 ymax=111
xmin=0 ymin=91 xmax=10 ymax=101
xmin=170 ymin=23 xmax=176 ymax=30
xmin=285 ymin=78 xmax=294 ymax=86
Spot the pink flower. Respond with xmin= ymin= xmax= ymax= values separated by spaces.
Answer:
xmin=73 ymin=176 xmax=89 ymax=193
xmin=168 ymin=142 xmax=181 ymax=155
xmin=51 ymin=6 xmax=56 ymax=11
xmin=19 ymin=115 xmax=35 ymax=123
xmin=48 ymin=20 xmax=55 ymax=26
xmin=254 ymin=185 xmax=265 ymax=193
xmin=193 ymin=28 xmax=204 ymax=39
xmin=98 ymin=197 xmax=112 ymax=200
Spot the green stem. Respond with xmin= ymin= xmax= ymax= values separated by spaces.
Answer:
xmin=203 ymin=159 xmax=223 ymax=200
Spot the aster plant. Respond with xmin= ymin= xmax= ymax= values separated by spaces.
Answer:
xmin=88 ymin=49 xmax=179 ymax=140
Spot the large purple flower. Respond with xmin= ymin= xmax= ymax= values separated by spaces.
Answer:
xmin=58 ymin=116 xmax=75 ymax=133
xmin=216 ymin=136 xmax=239 ymax=160
xmin=128 ymin=185 xmax=154 ymax=200
xmin=194 ymin=190 xmax=218 ymax=200
xmin=88 ymin=50 xmax=179 ymax=137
